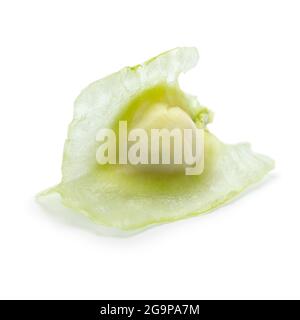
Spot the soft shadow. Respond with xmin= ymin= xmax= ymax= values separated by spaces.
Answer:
xmin=35 ymin=193 xmax=149 ymax=238
xmin=220 ymin=172 xmax=278 ymax=208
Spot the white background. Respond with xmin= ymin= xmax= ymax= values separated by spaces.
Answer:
xmin=0 ymin=0 xmax=299 ymax=300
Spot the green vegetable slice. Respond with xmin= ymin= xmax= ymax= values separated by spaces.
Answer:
xmin=38 ymin=47 xmax=274 ymax=232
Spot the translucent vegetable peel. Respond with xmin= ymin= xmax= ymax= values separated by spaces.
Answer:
xmin=38 ymin=47 xmax=274 ymax=233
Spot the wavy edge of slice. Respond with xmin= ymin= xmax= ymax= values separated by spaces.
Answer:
xmin=62 ymin=47 xmax=200 ymax=182
xmin=37 ymin=135 xmax=275 ymax=232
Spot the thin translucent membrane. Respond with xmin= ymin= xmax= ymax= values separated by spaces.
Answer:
xmin=38 ymin=47 xmax=274 ymax=232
